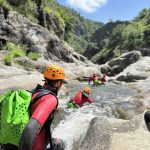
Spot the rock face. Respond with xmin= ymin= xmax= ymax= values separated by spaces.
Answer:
xmin=108 ymin=114 xmax=150 ymax=150
xmin=0 ymin=62 xmax=101 ymax=94
xmin=132 ymin=77 xmax=150 ymax=110
xmin=79 ymin=117 xmax=111 ymax=150
xmin=0 ymin=64 xmax=43 ymax=94
xmin=0 ymin=7 xmax=89 ymax=64
xmin=79 ymin=114 xmax=150 ymax=150
xmin=106 ymin=51 xmax=142 ymax=76
xmin=99 ymin=51 xmax=150 ymax=83
xmin=115 ymin=57 xmax=150 ymax=82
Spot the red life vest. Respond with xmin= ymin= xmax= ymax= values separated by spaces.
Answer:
xmin=71 ymin=91 xmax=93 ymax=107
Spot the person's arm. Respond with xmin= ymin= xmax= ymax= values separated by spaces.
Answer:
xmin=18 ymin=94 xmax=57 ymax=150
xmin=18 ymin=118 xmax=41 ymax=150
xmin=69 ymin=98 xmax=73 ymax=103
xmin=87 ymin=97 xmax=94 ymax=103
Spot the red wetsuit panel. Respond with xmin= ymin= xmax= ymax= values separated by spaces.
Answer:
xmin=30 ymin=93 xmax=58 ymax=150
xmin=71 ymin=91 xmax=94 ymax=107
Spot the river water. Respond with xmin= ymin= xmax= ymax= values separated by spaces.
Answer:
xmin=52 ymin=82 xmax=138 ymax=150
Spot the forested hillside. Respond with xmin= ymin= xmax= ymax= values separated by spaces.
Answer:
xmin=84 ymin=8 xmax=150 ymax=64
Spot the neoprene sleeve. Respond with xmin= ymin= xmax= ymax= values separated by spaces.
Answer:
xmin=18 ymin=119 xmax=41 ymax=150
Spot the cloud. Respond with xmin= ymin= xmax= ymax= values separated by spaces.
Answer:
xmin=67 ymin=0 xmax=107 ymax=13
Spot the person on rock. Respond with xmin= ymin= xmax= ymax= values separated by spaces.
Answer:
xmin=67 ymin=86 xmax=94 ymax=108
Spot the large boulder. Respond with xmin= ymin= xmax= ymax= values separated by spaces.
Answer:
xmin=79 ymin=117 xmax=111 ymax=150
xmin=79 ymin=113 xmax=150 ymax=150
xmin=106 ymin=51 xmax=142 ymax=76
xmin=131 ymin=77 xmax=150 ymax=110
xmin=137 ymin=47 xmax=150 ymax=57
xmin=115 ymin=57 xmax=150 ymax=82
xmin=0 ymin=64 xmax=43 ymax=94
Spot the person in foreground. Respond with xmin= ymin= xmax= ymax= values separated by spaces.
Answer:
xmin=67 ymin=86 xmax=94 ymax=108
xmin=18 ymin=64 xmax=66 ymax=150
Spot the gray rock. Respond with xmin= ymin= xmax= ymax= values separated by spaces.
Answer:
xmin=107 ymin=51 xmax=142 ymax=75
xmin=79 ymin=117 xmax=111 ymax=150
xmin=0 ymin=10 xmax=89 ymax=65
xmin=116 ymin=57 xmax=150 ymax=82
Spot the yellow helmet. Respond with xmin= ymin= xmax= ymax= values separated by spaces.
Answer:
xmin=83 ymin=86 xmax=91 ymax=94
xmin=43 ymin=64 xmax=65 ymax=80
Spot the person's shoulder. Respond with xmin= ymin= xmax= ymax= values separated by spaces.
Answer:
xmin=40 ymin=93 xmax=58 ymax=102
xmin=75 ymin=91 xmax=82 ymax=96
xmin=39 ymin=94 xmax=58 ymax=107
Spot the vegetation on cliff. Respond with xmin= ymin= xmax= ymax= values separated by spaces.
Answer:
xmin=0 ymin=0 xmax=101 ymax=54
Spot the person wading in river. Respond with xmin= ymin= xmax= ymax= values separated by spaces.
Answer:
xmin=67 ymin=86 xmax=94 ymax=108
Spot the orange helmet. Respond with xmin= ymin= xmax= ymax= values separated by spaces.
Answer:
xmin=83 ymin=86 xmax=91 ymax=94
xmin=43 ymin=64 xmax=65 ymax=80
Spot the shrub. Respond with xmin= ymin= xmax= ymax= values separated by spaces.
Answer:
xmin=3 ymin=42 xmax=26 ymax=65
xmin=3 ymin=53 xmax=13 ymax=66
xmin=27 ymin=52 xmax=39 ymax=61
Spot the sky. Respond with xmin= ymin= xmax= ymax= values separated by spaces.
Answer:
xmin=57 ymin=0 xmax=150 ymax=23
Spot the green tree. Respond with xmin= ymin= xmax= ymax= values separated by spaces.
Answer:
xmin=122 ymin=21 xmax=146 ymax=49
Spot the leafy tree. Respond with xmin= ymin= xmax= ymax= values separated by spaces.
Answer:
xmin=121 ymin=21 xmax=146 ymax=49
xmin=109 ymin=24 xmax=126 ymax=50
xmin=134 ymin=8 xmax=150 ymax=22
xmin=143 ymin=24 xmax=150 ymax=46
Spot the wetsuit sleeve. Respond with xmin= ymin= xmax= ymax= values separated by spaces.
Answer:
xmin=18 ymin=94 xmax=58 ymax=150
xmin=18 ymin=118 xmax=41 ymax=150
xmin=31 ymin=94 xmax=58 ymax=126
